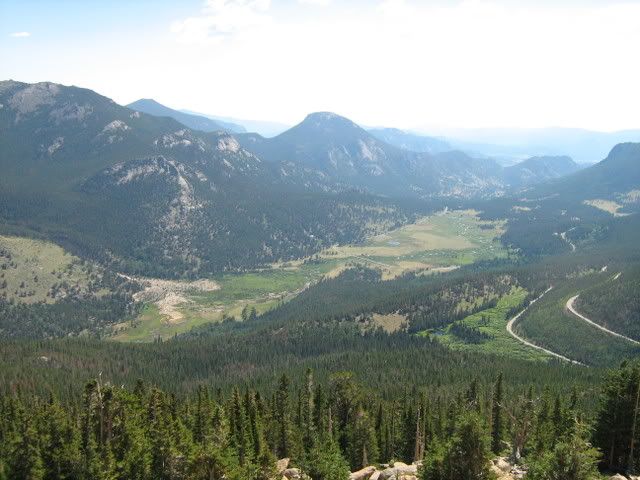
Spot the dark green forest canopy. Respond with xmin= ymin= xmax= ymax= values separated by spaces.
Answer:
xmin=0 ymin=363 xmax=637 ymax=480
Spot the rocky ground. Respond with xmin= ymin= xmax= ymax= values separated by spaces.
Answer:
xmin=276 ymin=457 xmax=639 ymax=480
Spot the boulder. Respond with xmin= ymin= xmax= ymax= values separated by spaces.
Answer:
xmin=493 ymin=457 xmax=511 ymax=473
xmin=379 ymin=462 xmax=418 ymax=480
xmin=349 ymin=466 xmax=377 ymax=480
xmin=610 ymin=475 xmax=628 ymax=480
xmin=277 ymin=458 xmax=290 ymax=475
xmin=490 ymin=465 xmax=515 ymax=480
xmin=369 ymin=472 xmax=381 ymax=480
xmin=283 ymin=468 xmax=302 ymax=480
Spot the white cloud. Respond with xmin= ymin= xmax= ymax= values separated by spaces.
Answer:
xmin=298 ymin=0 xmax=331 ymax=6
xmin=9 ymin=32 xmax=31 ymax=38
xmin=171 ymin=0 xmax=271 ymax=44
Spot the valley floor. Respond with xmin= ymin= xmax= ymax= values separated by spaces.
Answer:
xmin=111 ymin=209 xmax=508 ymax=342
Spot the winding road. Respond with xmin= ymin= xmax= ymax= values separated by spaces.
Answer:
xmin=506 ymin=287 xmax=585 ymax=365
xmin=566 ymin=294 xmax=640 ymax=345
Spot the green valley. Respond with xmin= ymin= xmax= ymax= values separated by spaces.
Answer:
xmin=111 ymin=209 xmax=509 ymax=341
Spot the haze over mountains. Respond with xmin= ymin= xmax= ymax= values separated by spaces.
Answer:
xmin=437 ymin=126 xmax=640 ymax=165
xmin=127 ymin=98 xmax=246 ymax=134
xmin=126 ymin=97 xmax=639 ymax=166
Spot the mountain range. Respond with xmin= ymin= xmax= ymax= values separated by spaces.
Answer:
xmin=0 ymin=80 xmax=636 ymax=278
xmin=435 ymin=126 xmax=640 ymax=164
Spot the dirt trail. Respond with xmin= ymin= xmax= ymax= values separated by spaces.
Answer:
xmin=566 ymin=294 xmax=640 ymax=345
xmin=506 ymin=287 xmax=584 ymax=365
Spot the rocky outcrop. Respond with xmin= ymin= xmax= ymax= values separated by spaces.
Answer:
xmin=489 ymin=457 xmax=526 ymax=480
xmin=282 ymin=467 xmax=312 ymax=480
xmin=349 ymin=466 xmax=377 ymax=480
xmin=348 ymin=462 xmax=419 ymax=480
xmin=276 ymin=458 xmax=290 ymax=475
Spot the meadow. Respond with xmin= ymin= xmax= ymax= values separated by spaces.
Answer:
xmin=427 ymin=287 xmax=552 ymax=362
xmin=112 ymin=210 xmax=510 ymax=341
xmin=0 ymin=234 xmax=96 ymax=304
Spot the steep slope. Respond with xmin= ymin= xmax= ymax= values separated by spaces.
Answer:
xmin=127 ymin=98 xmax=246 ymax=133
xmin=368 ymin=127 xmax=451 ymax=153
xmin=0 ymin=81 xmax=414 ymax=277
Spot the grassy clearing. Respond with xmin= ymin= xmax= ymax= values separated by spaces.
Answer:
xmin=113 ymin=261 xmax=337 ymax=342
xmin=583 ymin=199 xmax=629 ymax=216
xmin=321 ymin=209 xmax=508 ymax=279
xmin=370 ymin=313 xmax=407 ymax=333
xmin=0 ymin=235 xmax=95 ymax=304
xmin=113 ymin=210 xmax=509 ymax=342
xmin=429 ymin=287 xmax=551 ymax=362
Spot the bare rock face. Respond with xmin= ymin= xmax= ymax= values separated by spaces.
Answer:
xmin=379 ymin=462 xmax=418 ymax=480
xmin=494 ymin=457 xmax=511 ymax=472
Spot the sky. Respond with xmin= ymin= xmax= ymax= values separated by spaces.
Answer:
xmin=2 ymin=0 xmax=640 ymax=132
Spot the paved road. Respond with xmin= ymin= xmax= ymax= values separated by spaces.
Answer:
xmin=566 ymin=294 xmax=640 ymax=345
xmin=506 ymin=287 xmax=584 ymax=365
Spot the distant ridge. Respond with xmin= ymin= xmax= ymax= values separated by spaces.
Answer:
xmin=127 ymin=98 xmax=245 ymax=133
xmin=368 ymin=127 xmax=451 ymax=154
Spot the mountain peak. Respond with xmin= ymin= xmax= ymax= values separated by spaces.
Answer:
xmin=607 ymin=142 xmax=640 ymax=160
xmin=301 ymin=112 xmax=359 ymax=129
xmin=128 ymin=98 xmax=162 ymax=108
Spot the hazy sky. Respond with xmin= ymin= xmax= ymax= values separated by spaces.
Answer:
xmin=2 ymin=0 xmax=640 ymax=131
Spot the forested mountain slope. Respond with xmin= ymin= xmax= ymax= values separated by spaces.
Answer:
xmin=238 ymin=113 xmax=585 ymax=199
xmin=237 ymin=112 xmax=507 ymax=198
xmin=503 ymin=155 xmax=580 ymax=188
xmin=478 ymin=143 xmax=640 ymax=257
xmin=0 ymin=81 xmax=417 ymax=277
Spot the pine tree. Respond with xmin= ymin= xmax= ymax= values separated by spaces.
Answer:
xmin=594 ymin=361 xmax=640 ymax=471
xmin=491 ymin=373 xmax=503 ymax=454
xmin=10 ymin=415 xmax=45 ymax=480
xmin=41 ymin=397 xmax=82 ymax=480
xmin=230 ymin=387 xmax=249 ymax=466
xmin=301 ymin=368 xmax=316 ymax=453
xmin=420 ymin=410 xmax=491 ymax=480
xmin=346 ymin=405 xmax=378 ymax=470
xmin=275 ymin=374 xmax=293 ymax=459
xmin=527 ymin=421 xmax=601 ymax=480
xmin=305 ymin=435 xmax=350 ymax=480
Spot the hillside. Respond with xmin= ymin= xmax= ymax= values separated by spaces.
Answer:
xmin=503 ymin=155 xmax=580 ymax=188
xmin=0 ymin=81 xmax=416 ymax=278
xmin=127 ymin=98 xmax=246 ymax=133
